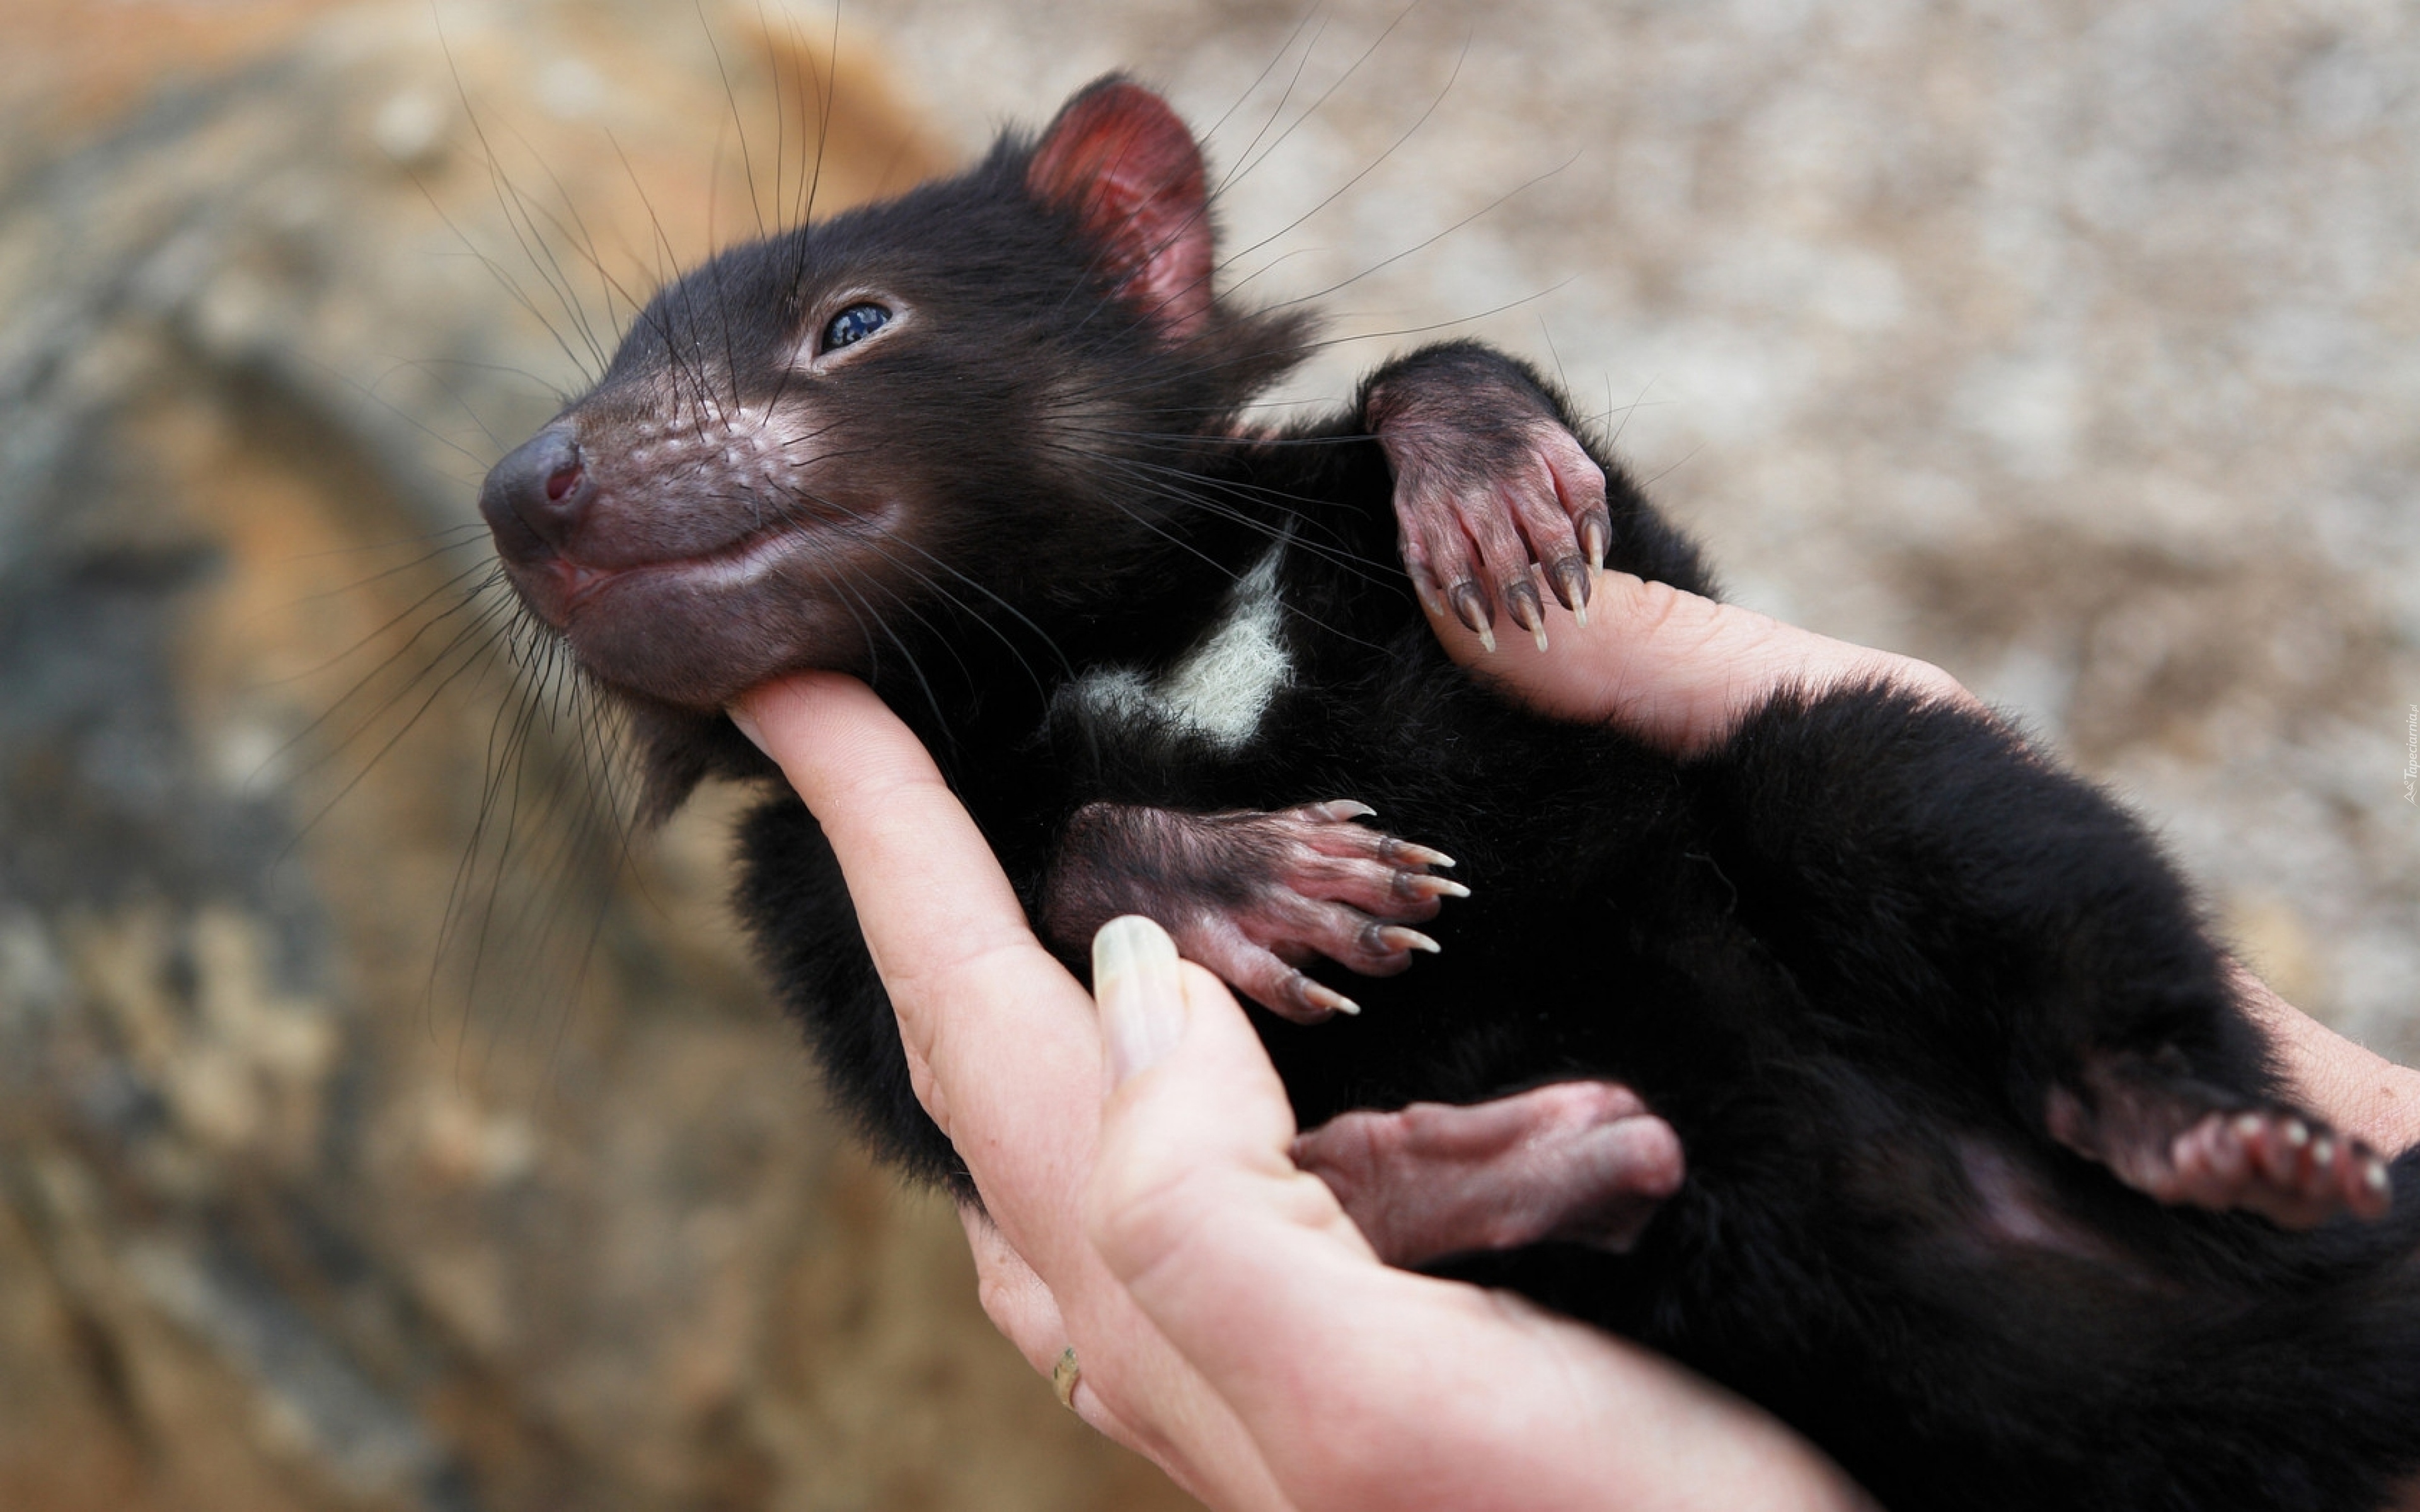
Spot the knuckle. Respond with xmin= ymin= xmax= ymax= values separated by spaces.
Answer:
xmin=972 ymin=1271 xmax=1027 ymax=1338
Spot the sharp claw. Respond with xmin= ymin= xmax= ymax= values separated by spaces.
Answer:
xmin=1578 ymin=509 xmax=1610 ymax=572
xmin=1449 ymin=582 xmax=1496 ymax=652
xmin=1505 ymin=581 xmax=1548 ymax=652
xmin=1378 ymin=926 xmax=1442 ymax=955
xmin=1302 ymin=982 xmax=1361 ymax=1017
xmin=1402 ymin=874 xmax=1472 ymax=901
xmin=1316 ymin=799 xmax=1378 ymax=822
xmin=1395 ymin=844 xmax=1457 ymax=869
xmin=1550 ymin=557 xmax=1592 ymax=626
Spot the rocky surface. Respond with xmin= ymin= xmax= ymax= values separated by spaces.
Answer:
xmin=0 ymin=3 xmax=1180 ymax=1508
xmin=1 ymin=1 xmax=2414 ymax=1509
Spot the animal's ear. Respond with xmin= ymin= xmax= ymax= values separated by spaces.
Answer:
xmin=1027 ymin=77 xmax=1213 ymax=344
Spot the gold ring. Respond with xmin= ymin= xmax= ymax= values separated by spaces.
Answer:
xmin=1051 ymin=1346 xmax=1081 ymax=1411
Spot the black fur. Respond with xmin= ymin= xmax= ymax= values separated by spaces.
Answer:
xmin=482 ymin=80 xmax=2420 ymax=1512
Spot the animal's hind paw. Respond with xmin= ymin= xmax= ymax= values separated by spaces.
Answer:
xmin=2047 ymin=1055 xmax=2394 ymax=1228
xmin=2157 ymin=1108 xmax=2392 ymax=1227
xmin=1293 ymin=1080 xmax=1685 ymax=1266
xmin=1367 ymin=352 xmax=1608 ymax=653
xmin=1042 ymin=798 xmax=1466 ymax=1024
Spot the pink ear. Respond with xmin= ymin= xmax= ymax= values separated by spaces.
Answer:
xmin=1027 ymin=79 xmax=1213 ymax=343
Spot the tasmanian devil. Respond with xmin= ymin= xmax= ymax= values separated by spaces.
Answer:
xmin=473 ymin=76 xmax=2420 ymax=1511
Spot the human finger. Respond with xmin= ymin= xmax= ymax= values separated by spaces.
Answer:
xmin=730 ymin=677 xmax=1291 ymax=1508
xmin=1422 ymin=569 xmax=1976 ymax=756
xmin=2230 ymin=964 xmax=2420 ymax=1156
xmin=959 ymin=1205 xmax=1177 ymax=1448
xmin=960 ymin=1204 xmax=1069 ymax=1378
xmin=730 ymin=672 xmax=1102 ymax=1266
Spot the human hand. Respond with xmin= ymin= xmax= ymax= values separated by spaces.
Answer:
xmin=1421 ymin=570 xmax=2420 ymax=1155
xmin=730 ymin=672 xmax=1871 ymax=1512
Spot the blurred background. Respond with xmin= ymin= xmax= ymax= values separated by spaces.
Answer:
xmin=1 ymin=1 xmax=2414 ymax=1507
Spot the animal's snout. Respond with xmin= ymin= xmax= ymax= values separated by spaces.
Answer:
xmin=480 ymin=428 xmax=590 ymax=559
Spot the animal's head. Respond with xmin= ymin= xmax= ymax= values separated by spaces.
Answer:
xmin=477 ymin=78 xmax=1308 ymax=757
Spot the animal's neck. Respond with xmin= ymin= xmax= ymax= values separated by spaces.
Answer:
xmin=866 ymin=449 xmax=1294 ymax=752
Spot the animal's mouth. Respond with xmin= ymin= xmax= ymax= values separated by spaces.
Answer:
xmin=507 ymin=505 xmax=900 ymax=630
xmin=549 ymin=523 xmax=803 ymax=616
xmin=486 ymin=503 xmax=906 ymax=707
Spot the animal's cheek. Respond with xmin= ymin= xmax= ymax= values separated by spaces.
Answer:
xmin=506 ymin=386 xmax=854 ymax=571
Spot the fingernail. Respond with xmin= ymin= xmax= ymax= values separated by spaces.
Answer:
xmin=727 ymin=702 xmax=765 ymax=753
xmin=1093 ymin=915 xmax=1187 ymax=1083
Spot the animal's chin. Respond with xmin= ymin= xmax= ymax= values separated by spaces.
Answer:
xmin=504 ymin=541 xmax=875 ymax=709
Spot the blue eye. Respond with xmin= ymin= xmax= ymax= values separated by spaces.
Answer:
xmin=822 ymin=302 xmax=891 ymax=352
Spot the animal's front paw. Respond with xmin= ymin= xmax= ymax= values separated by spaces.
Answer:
xmin=1043 ymin=798 xmax=1466 ymax=1022
xmin=1367 ymin=352 xmax=1608 ymax=653
xmin=2048 ymin=1052 xmax=2395 ymax=1228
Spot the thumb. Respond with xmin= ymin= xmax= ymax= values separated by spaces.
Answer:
xmin=1085 ymin=916 xmax=1359 ymax=1266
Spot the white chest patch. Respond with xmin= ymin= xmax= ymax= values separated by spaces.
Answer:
xmin=1074 ymin=546 xmax=1291 ymax=751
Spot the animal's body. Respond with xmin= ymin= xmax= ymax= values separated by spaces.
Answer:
xmin=476 ymin=78 xmax=2420 ymax=1511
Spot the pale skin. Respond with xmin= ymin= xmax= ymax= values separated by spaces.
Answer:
xmin=730 ymin=575 xmax=2420 ymax=1512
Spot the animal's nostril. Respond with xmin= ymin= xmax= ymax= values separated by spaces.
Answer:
xmin=479 ymin=427 xmax=587 ymax=558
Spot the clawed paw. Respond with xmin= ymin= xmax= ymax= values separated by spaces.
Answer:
xmin=2046 ymin=1058 xmax=2395 ymax=1229
xmin=1369 ymin=364 xmax=1608 ymax=653
xmin=1181 ymin=798 xmax=1467 ymax=1023
xmin=1045 ymin=798 xmax=1467 ymax=1025
xmin=2157 ymin=1108 xmax=2394 ymax=1228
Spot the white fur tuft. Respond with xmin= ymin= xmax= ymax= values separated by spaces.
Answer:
xmin=1073 ymin=546 xmax=1291 ymax=750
